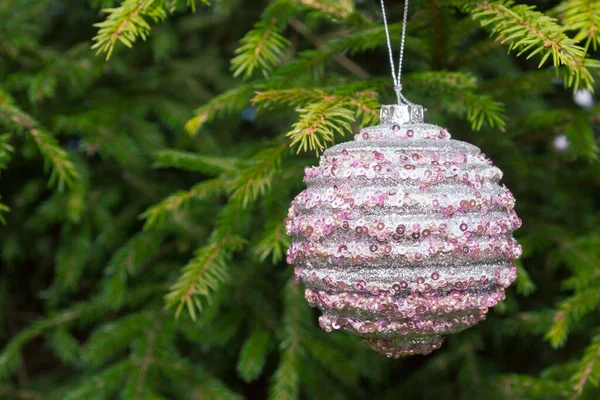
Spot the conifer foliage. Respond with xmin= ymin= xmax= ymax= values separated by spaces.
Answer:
xmin=1 ymin=1 xmax=600 ymax=399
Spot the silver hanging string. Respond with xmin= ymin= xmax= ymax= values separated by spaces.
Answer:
xmin=380 ymin=0 xmax=413 ymax=105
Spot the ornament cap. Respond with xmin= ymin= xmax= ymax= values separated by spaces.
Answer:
xmin=380 ymin=104 xmax=426 ymax=125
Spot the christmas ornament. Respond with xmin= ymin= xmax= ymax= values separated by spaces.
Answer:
xmin=284 ymin=0 xmax=522 ymax=358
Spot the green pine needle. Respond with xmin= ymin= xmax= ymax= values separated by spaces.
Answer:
xmin=269 ymin=280 xmax=308 ymax=400
xmin=0 ymin=89 xmax=80 ymax=191
xmin=258 ymin=90 xmax=379 ymax=154
xmin=545 ymin=288 xmax=600 ymax=348
xmin=229 ymin=143 xmax=286 ymax=207
xmin=404 ymin=71 xmax=507 ymax=131
xmin=255 ymin=217 xmax=290 ymax=264
xmin=186 ymin=85 xmax=254 ymax=136
xmin=237 ymin=330 xmax=272 ymax=382
xmin=92 ymin=0 xmax=208 ymax=59
xmin=286 ymin=98 xmax=355 ymax=154
xmin=141 ymin=178 xmax=226 ymax=229
xmin=82 ymin=312 xmax=154 ymax=367
xmin=467 ymin=1 xmax=600 ymax=91
xmin=230 ymin=0 xmax=295 ymax=79
xmin=153 ymin=149 xmax=239 ymax=175
xmin=558 ymin=0 xmax=600 ymax=51
xmin=165 ymin=205 xmax=247 ymax=319
xmin=92 ymin=0 xmax=169 ymax=60
xmin=571 ymin=331 xmax=600 ymax=396
xmin=0 ymin=133 xmax=14 ymax=172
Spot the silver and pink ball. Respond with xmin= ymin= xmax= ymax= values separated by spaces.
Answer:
xmin=285 ymin=104 xmax=522 ymax=358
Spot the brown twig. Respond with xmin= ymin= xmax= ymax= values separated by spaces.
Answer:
xmin=288 ymin=18 xmax=370 ymax=79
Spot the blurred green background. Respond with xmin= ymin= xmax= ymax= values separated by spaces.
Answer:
xmin=1 ymin=0 xmax=600 ymax=399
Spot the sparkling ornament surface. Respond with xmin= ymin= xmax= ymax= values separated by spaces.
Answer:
xmin=285 ymin=105 xmax=522 ymax=358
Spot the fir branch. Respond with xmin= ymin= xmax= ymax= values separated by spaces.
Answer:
xmin=82 ymin=312 xmax=154 ymax=367
xmin=515 ymin=261 xmax=537 ymax=296
xmin=349 ymin=95 xmax=381 ymax=127
xmin=141 ymin=177 xmax=225 ymax=229
xmin=8 ymin=0 xmax=600 ymax=396
xmin=558 ymin=0 xmax=600 ymax=51
xmin=297 ymin=0 xmax=354 ymax=20
xmin=54 ymin=229 xmax=92 ymax=292
xmin=229 ymin=143 xmax=286 ymax=207
xmin=466 ymin=1 xmax=600 ymax=91
xmin=253 ymin=87 xmax=380 ymax=127
xmin=27 ymin=128 xmax=80 ymax=191
xmin=236 ymin=329 xmax=272 ymax=383
xmin=288 ymin=18 xmax=369 ymax=79
xmin=155 ymin=356 xmax=243 ymax=399
xmin=545 ymin=287 xmax=600 ymax=348
xmin=153 ymin=149 xmax=239 ymax=175
xmin=270 ymin=346 xmax=300 ymax=400
xmin=185 ymin=0 xmax=209 ymax=13
xmin=452 ymin=38 xmax=504 ymax=66
xmin=0 ymin=200 xmax=8 ymax=225
xmin=259 ymin=89 xmax=379 ymax=155
xmin=166 ymin=239 xmax=234 ymax=320
xmin=101 ymin=231 xmax=167 ymax=307
xmin=565 ymin=115 xmax=599 ymax=161
xmin=0 ymin=132 xmax=14 ymax=172
xmin=404 ymin=71 xmax=507 ymax=131
xmin=63 ymin=177 xmax=87 ymax=224
xmin=147 ymin=97 xmax=192 ymax=132
xmin=571 ymin=331 xmax=600 ymax=398
xmin=0 ymin=284 xmax=163 ymax=378
xmin=0 ymin=91 xmax=79 ymax=191
xmin=177 ymin=308 xmax=245 ymax=349
xmin=269 ymin=24 xmax=403 ymax=83
xmin=502 ymin=374 xmax=572 ymax=399
xmin=269 ymin=279 xmax=306 ymax=400
xmin=304 ymin=337 xmax=362 ymax=387
xmin=92 ymin=1 xmax=121 ymax=9
xmin=107 ymin=232 xmax=167 ymax=277
xmin=93 ymin=0 xmax=167 ymax=59
xmin=125 ymin=318 xmax=165 ymax=400
xmin=185 ymin=85 xmax=254 ymax=136
xmin=255 ymin=217 xmax=290 ymax=263
xmin=484 ymin=69 xmax=558 ymax=100
xmin=253 ymin=88 xmax=335 ymax=109
xmin=47 ymin=328 xmax=81 ymax=366
xmin=189 ymin=376 xmax=245 ymax=400
xmin=230 ymin=0 xmax=295 ymax=79
xmin=0 ymin=133 xmax=12 ymax=224
xmin=555 ymin=234 xmax=600 ymax=290
xmin=286 ymin=98 xmax=354 ymax=154
xmin=0 ymin=302 xmax=103 ymax=377
xmin=92 ymin=0 xmax=206 ymax=59
xmin=503 ymin=311 xmax=555 ymax=337
xmin=165 ymin=205 xmax=247 ymax=319
xmin=63 ymin=359 xmax=131 ymax=400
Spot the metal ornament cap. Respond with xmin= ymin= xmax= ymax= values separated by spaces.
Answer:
xmin=380 ymin=103 xmax=425 ymax=125
xmin=285 ymin=104 xmax=522 ymax=358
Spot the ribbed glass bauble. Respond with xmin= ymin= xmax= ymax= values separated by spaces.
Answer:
xmin=285 ymin=103 xmax=522 ymax=357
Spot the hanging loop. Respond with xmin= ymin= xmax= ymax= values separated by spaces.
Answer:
xmin=381 ymin=0 xmax=413 ymax=105
xmin=394 ymin=85 xmax=402 ymax=103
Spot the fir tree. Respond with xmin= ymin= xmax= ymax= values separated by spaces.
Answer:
xmin=1 ymin=1 xmax=600 ymax=399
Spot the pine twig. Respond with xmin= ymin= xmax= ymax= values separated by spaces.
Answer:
xmin=570 ymin=332 xmax=600 ymax=398
xmin=288 ymin=18 xmax=370 ymax=79
xmin=134 ymin=322 xmax=158 ymax=400
xmin=467 ymin=1 xmax=600 ymax=91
